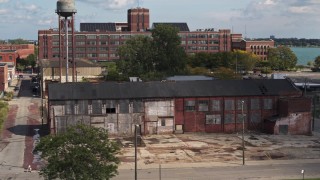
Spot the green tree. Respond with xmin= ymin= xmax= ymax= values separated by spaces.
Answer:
xmin=314 ymin=56 xmax=320 ymax=68
xmin=233 ymin=50 xmax=258 ymax=73
xmin=151 ymin=24 xmax=187 ymax=75
xmin=268 ymin=46 xmax=297 ymax=70
xmin=26 ymin=54 xmax=36 ymax=69
xmin=117 ymin=35 xmax=154 ymax=78
xmin=34 ymin=124 xmax=120 ymax=180
xmin=214 ymin=67 xmax=240 ymax=80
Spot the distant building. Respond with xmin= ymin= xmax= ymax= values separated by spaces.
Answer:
xmin=0 ymin=44 xmax=34 ymax=59
xmin=0 ymin=63 xmax=8 ymax=91
xmin=232 ymin=39 xmax=275 ymax=60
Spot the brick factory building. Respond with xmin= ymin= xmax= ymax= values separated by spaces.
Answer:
xmin=38 ymin=7 xmax=272 ymax=62
xmin=47 ymin=79 xmax=311 ymax=136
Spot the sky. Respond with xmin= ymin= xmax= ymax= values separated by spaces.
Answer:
xmin=1 ymin=0 xmax=320 ymax=40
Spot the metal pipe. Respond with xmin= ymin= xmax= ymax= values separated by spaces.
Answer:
xmin=59 ymin=15 xmax=62 ymax=83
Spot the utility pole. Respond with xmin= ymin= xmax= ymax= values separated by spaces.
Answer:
xmin=241 ymin=100 xmax=245 ymax=165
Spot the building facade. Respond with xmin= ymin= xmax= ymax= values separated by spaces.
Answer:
xmin=232 ymin=39 xmax=275 ymax=60
xmin=0 ymin=63 xmax=8 ymax=91
xmin=47 ymin=79 xmax=311 ymax=136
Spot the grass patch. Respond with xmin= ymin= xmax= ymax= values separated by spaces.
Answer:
xmin=0 ymin=100 xmax=9 ymax=134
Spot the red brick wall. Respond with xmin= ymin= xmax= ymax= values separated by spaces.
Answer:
xmin=0 ymin=65 xmax=8 ymax=91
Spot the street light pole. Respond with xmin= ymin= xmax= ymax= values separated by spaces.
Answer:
xmin=241 ymin=100 xmax=245 ymax=165
xmin=135 ymin=124 xmax=139 ymax=180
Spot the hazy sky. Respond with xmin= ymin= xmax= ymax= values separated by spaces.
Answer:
xmin=1 ymin=0 xmax=320 ymax=40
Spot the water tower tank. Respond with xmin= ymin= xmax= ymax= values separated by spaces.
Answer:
xmin=56 ymin=0 xmax=77 ymax=17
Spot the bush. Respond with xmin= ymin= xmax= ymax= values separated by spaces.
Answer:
xmin=0 ymin=100 xmax=9 ymax=133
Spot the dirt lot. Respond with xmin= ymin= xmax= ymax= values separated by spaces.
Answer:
xmin=117 ymin=133 xmax=320 ymax=166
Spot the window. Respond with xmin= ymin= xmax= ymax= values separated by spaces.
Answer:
xmin=237 ymin=100 xmax=247 ymax=110
xmin=161 ymin=119 xmax=166 ymax=126
xmin=87 ymin=53 xmax=97 ymax=58
xmin=198 ymin=46 xmax=208 ymax=50
xmin=99 ymin=47 xmax=108 ymax=51
xmin=106 ymin=100 xmax=116 ymax=113
xmin=52 ymin=41 xmax=59 ymax=46
xmin=263 ymin=98 xmax=273 ymax=110
xmin=198 ymin=34 xmax=208 ymax=38
xmin=224 ymin=99 xmax=234 ymax=111
xmin=76 ymin=35 xmax=86 ymax=39
xmin=52 ymin=35 xmax=59 ymax=39
xmin=208 ymin=34 xmax=219 ymax=38
xmin=184 ymin=100 xmax=195 ymax=111
xmin=76 ymin=47 xmax=85 ymax=52
xmin=99 ymin=35 xmax=108 ymax=39
xmin=119 ymin=100 xmax=129 ymax=113
xmin=52 ymin=48 xmax=59 ymax=52
xmin=76 ymin=54 xmax=85 ymax=58
xmin=110 ymin=35 xmax=120 ymax=39
xmin=250 ymin=112 xmax=261 ymax=123
xmin=209 ymin=46 xmax=219 ymax=50
xmin=198 ymin=100 xmax=209 ymax=111
xmin=87 ymin=35 xmax=97 ymax=39
xmin=206 ymin=114 xmax=221 ymax=124
xmin=188 ymin=34 xmax=197 ymax=38
xmin=0 ymin=56 xmax=3 ymax=60
xmin=99 ymin=41 xmax=108 ymax=45
xmin=76 ymin=41 xmax=85 ymax=46
xmin=211 ymin=100 xmax=221 ymax=111
xmin=92 ymin=100 xmax=102 ymax=114
xmin=251 ymin=99 xmax=260 ymax=110
xmin=99 ymin=53 xmax=108 ymax=58
xmin=110 ymin=41 xmax=119 ymax=45
xmin=209 ymin=40 xmax=219 ymax=44
xmin=133 ymin=100 xmax=144 ymax=113
xmin=87 ymin=41 xmax=97 ymax=45
xmin=121 ymin=35 xmax=131 ymax=39
xmin=236 ymin=113 xmax=246 ymax=123
xmin=224 ymin=114 xmax=234 ymax=124
xmin=9 ymin=56 xmax=12 ymax=60
xmin=87 ymin=47 xmax=97 ymax=51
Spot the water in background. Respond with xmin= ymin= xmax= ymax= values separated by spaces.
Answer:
xmin=291 ymin=47 xmax=320 ymax=65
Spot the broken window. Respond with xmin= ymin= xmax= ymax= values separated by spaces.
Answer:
xmin=206 ymin=114 xmax=221 ymax=124
xmin=198 ymin=100 xmax=209 ymax=111
xmin=250 ymin=99 xmax=260 ymax=110
xmin=184 ymin=100 xmax=195 ymax=111
xmin=224 ymin=99 xmax=234 ymax=111
xmin=211 ymin=100 xmax=221 ymax=111
xmin=263 ymin=98 xmax=273 ymax=110
xmin=106 ymin=100 xmax=116 ymax=114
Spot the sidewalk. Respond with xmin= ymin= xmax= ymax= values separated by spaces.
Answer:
xmin=118 ymin=158 xmax=320 ymax=170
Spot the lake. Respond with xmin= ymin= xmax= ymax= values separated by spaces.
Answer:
xmin=290 ymin=47 xmax=320 ymax=65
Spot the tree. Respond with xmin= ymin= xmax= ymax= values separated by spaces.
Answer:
xmin=268 ymin=46 xmax=297 ymax=70
xmin=214 ymin=67 xmax=241 ymax=80
xmin=151 ymin=24 xmax=187 ymax=75
xmin=34 ymin=124 xmax=120 ymax=180
xmin=26 ymin=54 xmax=36 ymax=69
xmin=314 ymin=56 xmax=320 ymax=68
xmin=233 ymin=50 xmax=258 ymax=73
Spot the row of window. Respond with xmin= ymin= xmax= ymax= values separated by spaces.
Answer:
xmin=205 ymin=111 xmax=261 ymax=125
xmin=187 ymin=46 xmax=219 ymax=51
xmin=0 ymin=56 xmax=13 ymax=61
xmin=52 ymin=34 xmax=133 ymax=40
xmin=184 ymin=98 xmax=273 ymax=112
xmin=180 ymin=34 xmax=220 ymax=39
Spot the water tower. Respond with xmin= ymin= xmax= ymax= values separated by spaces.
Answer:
xmin=56 ymin=0 xmax=77 ymax=82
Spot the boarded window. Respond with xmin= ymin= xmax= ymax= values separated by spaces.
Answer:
xmin=185 ymin=100 xmax=195 ymax=111
xmin=119 ymin=100 xmax=129 ymax=113
xmin=198 ymin=100 xmax=209 ymax=111
xmin=263 ymin=99 xmax=273 ymax=110
xmin=206 ymin=114 xmax=221 ymax=124
xmin=237 ymin=100 xmax=247 ymax=110
xmin=65 ymin=101 xmax=74 ymax=115
xmin=77 ymin=100 xmax=88 ymax=115
xmin=224 ymin=114 xmax=234 ymax=124
xmin=211 ymin=100 xmax=221 ymax=111
xmin=250 ymin=112 xmax=261 ymax=123
xmin=251 ymin=99 xmax=260 ymax=110
xmin=133 ymin=100 xmax=144 ymax=113
xmin=224 ymin=99 xmax=234 ymax=111
xmin=106 ymin=100 xmax=116 ymax=114
xmin=92 ymin=100 xmax=102 ymax=114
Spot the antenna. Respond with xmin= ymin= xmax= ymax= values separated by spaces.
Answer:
xmin=137 ymin=0 xmax=140 ymax=8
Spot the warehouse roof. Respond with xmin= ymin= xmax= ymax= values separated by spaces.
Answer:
xmin=48 ymin=79 xmax=301 ymax=100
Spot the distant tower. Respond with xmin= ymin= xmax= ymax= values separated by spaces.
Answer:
xmin=56 ymin=0 xmax=77 ymax=83
xmin=128 ymin=7 xmax=149 ymax=32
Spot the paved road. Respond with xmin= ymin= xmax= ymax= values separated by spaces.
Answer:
xmin=0 ymin=79 xmax=44 ymax=180
xmin=114 ymin=160 xmax=320 ymax=180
